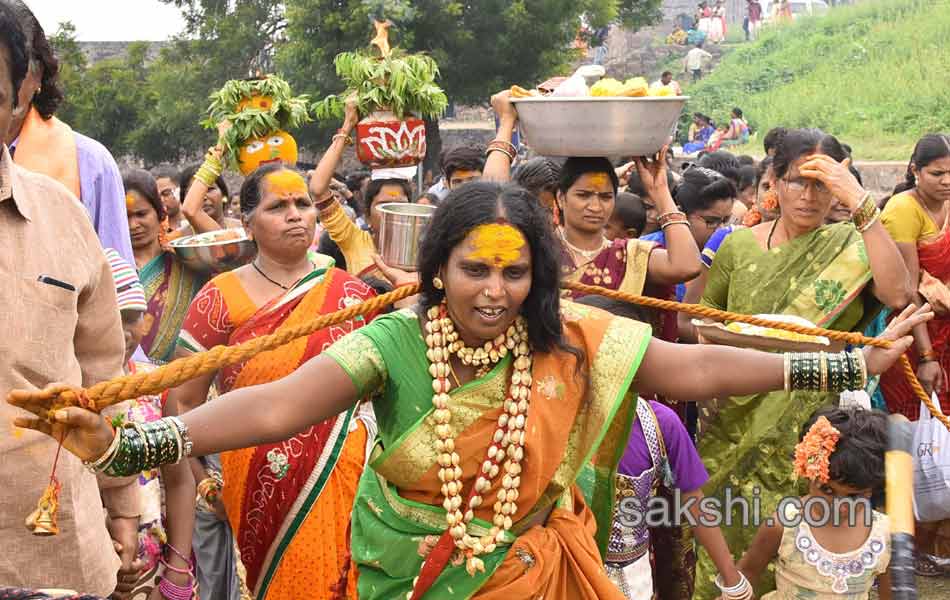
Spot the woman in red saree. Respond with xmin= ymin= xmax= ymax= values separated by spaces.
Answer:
xmin=879 ymin=134 xmax=950 ymax=572
xmin=172 ymin=164 xmax=378 ymax=599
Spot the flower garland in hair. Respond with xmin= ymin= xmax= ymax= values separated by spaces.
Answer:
xmin=793 ymin=416 xmax=841 ymax=483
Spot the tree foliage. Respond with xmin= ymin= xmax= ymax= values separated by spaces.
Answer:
xmin=47 ymin=0 xmax=662 ymax=165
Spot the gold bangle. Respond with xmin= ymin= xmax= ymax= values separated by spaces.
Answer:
xmin=485 ymin=146 xmax=514 ymax=161
xmin=332 ymin=133 xmax=353 ymax=146
xmin=784 ymin=353 xmax=791 ymax=394
xmin=819 ymin=351 xmax=828 ymax=392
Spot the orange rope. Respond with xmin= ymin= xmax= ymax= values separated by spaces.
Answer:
xmin=9 ymin=279 xmax=947 ymax=431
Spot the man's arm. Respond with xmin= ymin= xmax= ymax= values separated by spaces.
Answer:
xmin=87 ymin=142 xmax=135 ymax=263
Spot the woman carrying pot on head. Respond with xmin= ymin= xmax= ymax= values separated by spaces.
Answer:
xmin=308 ymin=100 xmax=413 ymax=278
xmin=483 ymin=91 xmax=702 ymax=341
xmin=692 ymin=128 xmax=914 ymax=599
xmin=172 ymin=163 xmax=379 ymax=599
xmin=124 ymin=169 xmax=208 ymax=364
xmin=12 ymin=177 xmax=931 ymax=600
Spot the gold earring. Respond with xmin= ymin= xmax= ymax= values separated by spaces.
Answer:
xmin=433 ymin=276 xmax=444 ymax=290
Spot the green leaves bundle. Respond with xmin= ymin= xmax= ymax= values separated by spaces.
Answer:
xmin=203 ymin=75 xmax=312 ymax=169
xmin=314 ymin=49 xmax=448 ymax=122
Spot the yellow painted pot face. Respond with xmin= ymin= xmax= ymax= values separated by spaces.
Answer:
xmin=237 ymin=130 xmax=299 ymax=175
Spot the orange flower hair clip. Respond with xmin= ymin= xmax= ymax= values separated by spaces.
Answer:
xmin=793 ymin=416 xmax=841 ymax=483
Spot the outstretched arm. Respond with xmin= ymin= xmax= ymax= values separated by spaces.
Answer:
xmin=182 ymin=122 xmax=232 ymax=234
xmin=309 ymin=100 xmax=360 ymax=199
xmin=634 ymin=303 xmax=928 ymax=402
xmin=10 ymin=353 xmax=362 ymax=464
xmin=482 ymin=91 xmax=517 ymax=183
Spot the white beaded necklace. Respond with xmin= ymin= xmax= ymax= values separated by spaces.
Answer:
xmin=418 ymin=303 xmax=533 ymax=584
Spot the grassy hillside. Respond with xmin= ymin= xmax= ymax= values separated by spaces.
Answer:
xmin=680 ymin=0 xmax=950 ymax=160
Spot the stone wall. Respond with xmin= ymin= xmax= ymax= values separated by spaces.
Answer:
xmin=78 ymin=41 xmax=168 ymax=64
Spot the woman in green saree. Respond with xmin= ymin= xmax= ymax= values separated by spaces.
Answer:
xmin=124 ymin=169 xmax=208 ymax=363
xmin=12 ymin=181 xmax=928 ymax=600
xmin=693 ymin=129 xmax=915 ymax=599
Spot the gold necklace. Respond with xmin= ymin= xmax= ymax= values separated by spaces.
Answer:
xmin=419 ymin=303 xmax=532 ymax=586
xmin=559 ymin=228 xmax=608 ymax=263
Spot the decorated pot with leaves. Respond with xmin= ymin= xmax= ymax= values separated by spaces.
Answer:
xmin=203 ymin=76 xmax=311 ymax=175
xmin=356 ymin=110 xmax=426 ymax=168
xmin=315 ymin=20 xmax=447 ymax=167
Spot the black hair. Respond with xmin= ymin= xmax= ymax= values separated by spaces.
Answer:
xmin=558 ymin=157 xmax=619 ymax=194
xmin=755 ymin=156 xmax=773 ymax=186
xmin=4 ymin=0 xmax=63 ymax=118
xmin=317 ymin=230 xmax=348 ymax=272
xmin=150 ymin=165 xmax=179 ymax=184
xmin=763 ymin=127 xmax=788 ymax=155
xmin=513 ymin=157 xmax=561 ymax=197
xmin=239 ymin=161 xmax=292 ymax=216
xmin=417 ymin=192 xmax=441 ymax=205
xmin=122 ymin=168 xmax=165 ymax=221
xmin=573 ymin=293 xmax=653 ymax=326
xmin=417 ymin=181 xmax=573 ymax=359
xmin=440 ymin=146 xmax=486 ymax=181
xmin=737 ymin=165 xmax=757 ymax=192
xmin=612 ymin=192 xmax=646 ymax=234
xmin=661 ymin=70 xmax=673 ymax=78
xmin=674 ymin=167 xmax=737 ymax=214
xmin=697 ymin=150 xmax=741 ymax=183
xmin=891 ymin=134 xmax=950 ymax=197
xmin=736 ymin=154 xmax=756 ymax=166
xmin=179 ymin=163 xmax=231 ymax=208
xmin=800 ymin=407 xmax=888 ymax=493
xmin=772 ymin=128 xmax=848 ymax=180
xmin=0 ymin=3 xmax=28 ymax=110
xmin=731 ymin=107 xmax=743 ymax=118
xmin=626 ymin=169 xmax=676 ymax=197
xmin=363 ymin=178 xmax=413 ymax=215
xmin=345 ymin=170 xmax=370 ymax=192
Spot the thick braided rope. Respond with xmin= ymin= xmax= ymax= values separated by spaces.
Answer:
xmin=13 ymin=279 xmax=947 ymax=431
xmin=562 ymin=281 xmax=950 ymax=431
xmin=26 ymin=283 xmax=421 ymax=413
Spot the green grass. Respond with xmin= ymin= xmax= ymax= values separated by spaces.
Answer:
xmin=678 ymin=0 xmax=950 ymax=160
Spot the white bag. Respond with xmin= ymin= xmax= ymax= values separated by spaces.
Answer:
xmin=912 ymin=394 xmax=950 ymax=522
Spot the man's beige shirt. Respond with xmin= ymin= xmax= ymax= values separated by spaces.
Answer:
xmin=0 ymin=145 xmax=128 ymax=594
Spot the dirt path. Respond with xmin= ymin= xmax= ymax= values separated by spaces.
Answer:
xmin=872 ymin=575 xmax=950 ymax=599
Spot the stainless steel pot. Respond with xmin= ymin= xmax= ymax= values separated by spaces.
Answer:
xmin=510 ymin=96 xmax=688 ymax=157
xmin=377 ymin=203 xmax=436 ymax=271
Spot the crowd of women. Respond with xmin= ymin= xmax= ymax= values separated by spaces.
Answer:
xmin=4 ymin=18 xmax=950 ymax=599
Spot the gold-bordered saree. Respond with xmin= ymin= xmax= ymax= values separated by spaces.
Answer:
xmin=324 ymin=302 xmax=652 ymax=599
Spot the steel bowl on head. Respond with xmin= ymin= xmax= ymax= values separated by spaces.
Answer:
xmin=377 ymin=203 xmax=436 ymax=271
xmin=169 ymin=228 xmax=257 ymax=273
xmin=510 ymin=96 xmax=688 ymax=157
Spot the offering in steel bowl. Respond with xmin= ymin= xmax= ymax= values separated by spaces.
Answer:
xmin=169 ymin=228 xmax=257 ymax=273
xmin=510 ymin=96 xmax=688 ymax=157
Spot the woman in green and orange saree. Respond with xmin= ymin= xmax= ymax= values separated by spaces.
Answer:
xmin=171 ymin=164 xmax=378 ymax=599
xmin=124 ymin=169 xmax=208 ymax=364
xmin=694 ymin=129 xmax=914 ymax=599
xmin=13 ymin=181 xmax=929 ymax=600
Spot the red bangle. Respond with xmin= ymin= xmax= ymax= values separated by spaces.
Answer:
xmin=920 ymin=349 xmax=938 ymax=363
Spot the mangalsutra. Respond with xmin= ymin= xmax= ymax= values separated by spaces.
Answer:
xmin=252 ymin=259 xmax=314 ymax=290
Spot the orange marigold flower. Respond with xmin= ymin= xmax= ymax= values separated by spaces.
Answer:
xmin=793 ymin=416 xmax=841 ymax=483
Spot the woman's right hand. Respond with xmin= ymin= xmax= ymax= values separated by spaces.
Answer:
xmin=633 ymin=145 xmax=672 ymax=199
xmin=864 ymin=304 xmax=935 ymax=376
xmin=8 ymin=383 xmax=115 ymax=463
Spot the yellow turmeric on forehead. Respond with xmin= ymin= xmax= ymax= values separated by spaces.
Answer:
xmin=588 ymin=173 xmax=610 ymax=188
xmin=264 ymin=170 xmax=308 ymax=197
xmin=465 ymin=223 xmax=527 ymax=268
xmin=125 ymin=193 xmax=137 ymax=210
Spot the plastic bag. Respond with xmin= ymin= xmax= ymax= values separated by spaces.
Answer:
xmin=912 ymin=394 xmax=950 ymax=522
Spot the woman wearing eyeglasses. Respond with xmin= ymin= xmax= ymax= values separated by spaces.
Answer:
xmin=692 ymin=128 xmax=913 ymax=600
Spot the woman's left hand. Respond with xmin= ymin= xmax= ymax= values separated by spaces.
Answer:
xmin=490 ymin=90 xmax=518 ymax=125
xmin=864 ymin=303 xmax=935 ymax=376
xmin=798 ymin=154 xmax=866 ymax=211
